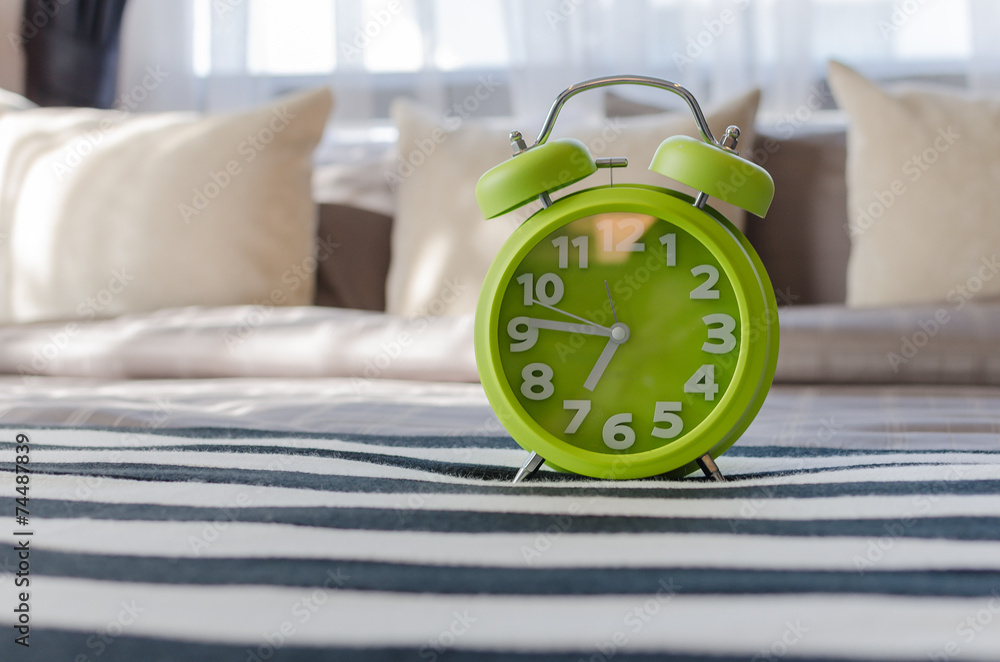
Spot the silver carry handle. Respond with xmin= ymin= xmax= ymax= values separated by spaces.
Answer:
xmin=532 ymin=74 xmax=718 ymax=148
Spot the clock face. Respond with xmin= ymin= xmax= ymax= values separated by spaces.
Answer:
xmin=495 ymin=211 xmax=742 ymax=463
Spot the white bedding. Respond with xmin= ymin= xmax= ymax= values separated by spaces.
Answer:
xmin=0 ymin=301 xmax=999 ymax=385
xmin=0 ymin=306 xmax=479 ymax=381
xmin=0 ymin=376 xmax=999 ymax=452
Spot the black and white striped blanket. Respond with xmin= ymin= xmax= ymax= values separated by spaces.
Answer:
xmin=2 ymin=379 xmax=1000 ymax=661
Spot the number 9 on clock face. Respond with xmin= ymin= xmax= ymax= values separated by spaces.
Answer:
xmin=475 ymin=187 xmax=777 ymax=479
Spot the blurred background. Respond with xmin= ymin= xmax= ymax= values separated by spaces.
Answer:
xmin=2 ymin=0 xmax=997 ymax=160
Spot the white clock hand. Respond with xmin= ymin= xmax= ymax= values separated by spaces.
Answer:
xmin=582 ymin=280 xmax=629 ymax=391
xmin=584 ymin=336 xmax=620 ymax=391
xmin=531 ymin=299 xmax=611 ymax=331
xmin=524 ymin=318 xmax=612 ymax=337
xmin=604 ymin=280 xmax=619 ymax=324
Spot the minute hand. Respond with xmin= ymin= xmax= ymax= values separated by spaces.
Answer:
xmin=525 ymin=318 xmax=612 ymax=337
xmin=532 ymin=299 xmax=613 ymax=331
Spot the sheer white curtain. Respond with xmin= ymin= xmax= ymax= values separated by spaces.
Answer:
xmin=116 ymin=0 xmax=998 ymax=129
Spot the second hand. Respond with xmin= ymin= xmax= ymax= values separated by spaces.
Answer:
xmin=604 ymin=280 xmax=619 ymax=324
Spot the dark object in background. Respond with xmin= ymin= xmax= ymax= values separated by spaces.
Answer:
xmin=22 ymin=0 xmax=129 ymax=108
xmin=314 ymin=204 xmax=393 ymax=311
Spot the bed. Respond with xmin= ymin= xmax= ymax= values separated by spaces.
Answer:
xmin=2 ymin=63 xmax=1000 ymax=661
xmin=2 ymin=303 xmax=1000 ymax=661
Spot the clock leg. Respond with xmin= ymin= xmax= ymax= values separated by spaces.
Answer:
xmin=512 ymin=451 xmax=545 ymax=484
xmin=696 ymin=453 xmax=726 ymax=482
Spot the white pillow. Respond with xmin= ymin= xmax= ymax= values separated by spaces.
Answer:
xmin=0 ymin=87 xmax=332 ymax=324
xmin=828 ymin=60 xmax=1000 ymax=308
xmin=385 ymin=89 xmax=761 ymax=317
xmin=0 ymin=88 xmax=35 ymax=112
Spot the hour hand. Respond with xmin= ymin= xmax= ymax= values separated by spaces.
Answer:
xmin=584 ymin=336 xmax=620 ymax=391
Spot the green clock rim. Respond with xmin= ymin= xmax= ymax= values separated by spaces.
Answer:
xmin=475 ymin=185 xmax=777 ymax=479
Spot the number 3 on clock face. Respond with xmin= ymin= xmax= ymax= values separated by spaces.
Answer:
xmin=476 ymin=186 xmax=777 ymax=480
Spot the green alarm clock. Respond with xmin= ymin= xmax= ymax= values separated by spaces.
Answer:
xmin=474 ymin=75 xmax=777 ymax=483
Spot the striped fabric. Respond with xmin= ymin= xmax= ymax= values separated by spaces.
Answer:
xmin=2 ymin=380 xmax=1000 ymax=661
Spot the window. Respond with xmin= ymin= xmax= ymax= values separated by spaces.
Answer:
xmin=125 ymin=0 xmax=995 ymax=128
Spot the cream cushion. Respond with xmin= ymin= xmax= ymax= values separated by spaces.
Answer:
xmin=828 ymin=60 xmax=1000 ymax=308
xmin=386 ymin=89 xmax=761 ymax=317
xmin=0 ymin=87 xmax=332 ymax=323
xmin=0 ymin=87 xmax=35 ymax=112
